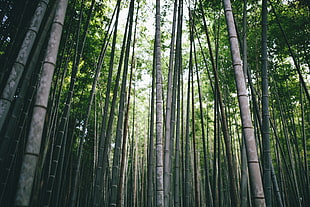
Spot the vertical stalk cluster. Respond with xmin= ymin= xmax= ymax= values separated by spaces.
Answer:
xmin=0 ymin=0 xmax=307 ymax=207
xmin=14 ymin=0 xmax=68 ymax=205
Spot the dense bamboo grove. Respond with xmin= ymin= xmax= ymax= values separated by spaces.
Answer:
xmin=0 ymin=0 xmax=309 ymax=206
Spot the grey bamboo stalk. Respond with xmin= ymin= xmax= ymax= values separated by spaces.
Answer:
xmin=0 ymin=0 xmax=49 ymax=131
xmin=184 ymin=64 xmax=191 ymax=207
xmin=188 ymin=18 xmax=199 ymax=206
xmin=164 ymin=0 xmax=177 ymax=205
xmin=261 ymin=0 xmax=271 ymax=206
xmin=241 ymin=137 xmax=249 ymax=207
xmin=222 ymin=0 xmax=266 ymax=206
xmin=14 ymin=0 xmax=68 ymax=205
xmin=0 ymin=0 xmax=55 ymax=161
xmin=155 ymin=0 xmax=164 ymax=206
xmin=174 ymin=56 xmax=181 ymax=207
xmin=147 ymin=49 xmax=156 ymax=207
xmin=172 ymin=1 xmax=183 ymax=206
xmin=0 ymin=3 xmax=56 ymax=201
xmin=241 ymin=1 xmax=249 ymax=206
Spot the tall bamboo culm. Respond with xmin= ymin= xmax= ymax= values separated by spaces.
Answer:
xmin=0 ymin=0 xmax=49 ymax=132
xmin=261 ymin=0 xmax=272 ymax=206
xmin=14 ymin=0 xmax=68 ymax=205
xmin=222 ymin=0 xmax=266 ymax=206
xmin=155 ymin=0 xmax=164 ymax=206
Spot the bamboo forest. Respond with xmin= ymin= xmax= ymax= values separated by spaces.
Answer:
xmin=0 ymin=0 xmax=309 ymax=206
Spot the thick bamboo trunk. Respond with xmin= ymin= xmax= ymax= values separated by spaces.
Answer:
xmin=0 ymin=0 xmax=49 ymax=131
xmin=222 ymin=0 xmax=265 ymax=206
xmin=164 ymin=0 xmax=177 ymax=205
xmin=155 ymin=0 xmax=164 ymax=206
xmin=0 ymin=5 xmax=56 ymax=201
xmin=241 ymin=1 xmax=249 ymax=206
xmin=14 ymin=0 xmax=68 ymax=205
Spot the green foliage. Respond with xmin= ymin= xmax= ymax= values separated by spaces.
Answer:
xmin=268 ymin=0 xmax=310 ymax=65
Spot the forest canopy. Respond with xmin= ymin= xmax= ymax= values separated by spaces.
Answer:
xmin=0 ymin=0 xmax=309 ymax=206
